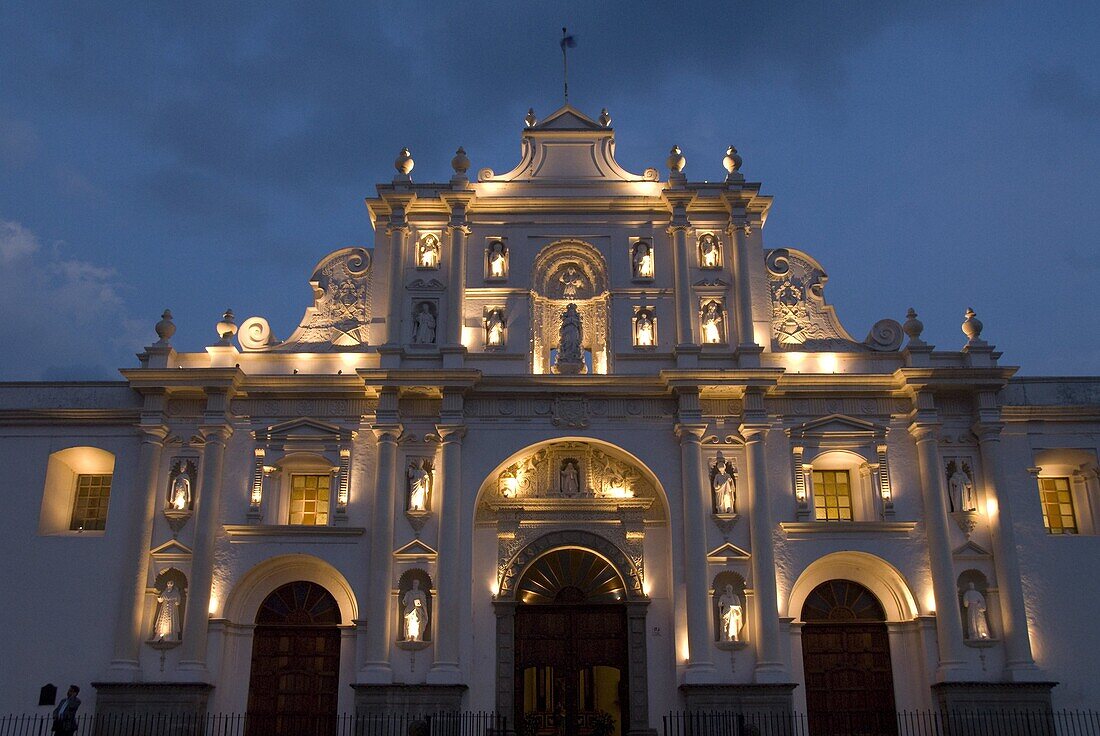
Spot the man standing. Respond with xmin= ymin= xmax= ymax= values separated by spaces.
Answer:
xmin=51 ymin=685 xmax=80 ymax=735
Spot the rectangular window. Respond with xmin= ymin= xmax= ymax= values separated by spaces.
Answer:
xmin=1039 ymin=477 xmax=1077 ymax=534
xmin=70 ymin=473 xmax=112 ymax=531
xmin=290 ymin=474 xmax=330 ymax=526
xmin=813 ymin=470 xmax=852 ymax=522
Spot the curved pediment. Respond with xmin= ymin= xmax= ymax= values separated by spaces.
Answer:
xmin=478 ymin=105 xmax=659 ymax=184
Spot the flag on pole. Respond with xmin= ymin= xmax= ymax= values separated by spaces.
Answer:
xmin=561 ymin=28 xmax=577 ymax=101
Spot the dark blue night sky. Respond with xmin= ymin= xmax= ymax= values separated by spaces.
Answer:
xmin=1 ymin=2 xmax=1097 ymax=378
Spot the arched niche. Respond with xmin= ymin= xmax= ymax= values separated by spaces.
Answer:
xmin=222 ymin=554 xmax=357 ymax=625
xmin=957 ymin=569 xmax=996 ymax=642
xmin=786 ymin=551 xmax=919 ymax=623
xmin=151 ymin=567 xmax=188 ymax=642
xmin=712 ymin=571 xmax=748 ymax=646
xmin=530 ymin=240 xmax=611 ymax=374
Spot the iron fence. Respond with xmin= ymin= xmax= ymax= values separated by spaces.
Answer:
xmin=0 ymin=711 xmax=507 ymax=736
xmin=662 ymin=710 xmax=1100 ymax=736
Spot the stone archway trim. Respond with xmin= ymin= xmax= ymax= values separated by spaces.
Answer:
xmin=222 ymin=553 xmax=359 ymax=625
xmin=498 ymin=528 xmax=646 ymax=601
xmin=786 ymin=551 xmax=919 ymax=623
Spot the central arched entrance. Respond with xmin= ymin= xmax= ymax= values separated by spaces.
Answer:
xmin=515 ymin=548 xmax=629 ymax=736
xmin=800 ymin=579 xmax=897 ymax=736
xmin=246 ymin=581 xmax=341 ymax=736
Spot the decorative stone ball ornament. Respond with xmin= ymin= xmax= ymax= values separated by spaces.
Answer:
xmin=451 ymin=147 xmax=470 ymax=175
xmin=903 ymin=307 xmax=925 ymax=345
xmin=395 ymin=147 xmax=414 ymax=175
xmin=216 ymin=309 xmax=237 ymax=343
xmin=962 ymin=307 xmax=983 ymax=344
xmin=155 ymin=309 xmax=175 ymax=345
xmin=723 ymin=146 xmax=743 ymax=179
xmin=667 ymin=145 xmax=686 ymax=173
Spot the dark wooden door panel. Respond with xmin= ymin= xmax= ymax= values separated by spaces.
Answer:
xmin=247 ymin=626 xmax=341 ymax=736
xmin=803 ymin=623 xmax=897 ymax=736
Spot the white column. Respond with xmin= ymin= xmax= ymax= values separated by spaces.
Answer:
xmin=360 ymin=424 xmax=401 ymax=683
xmin=670 ymin=225 xmax=695 ymax=347
xmin=909 ymin=423 xmax=968 ymax=680
xmin=108 ymin=424 xmax=167 ymax=675
xmin=386 ymin=225 xmax=408 ymax=345
xmin=675 ymin=423 xmax=715 ymax=682
xmin=741 ymin=425 xmax=788 ymax=682
xmin=428 ymin=424 xmax=466 ymax=683
xmin=976 ymin=423 xmax=1039 ymax=678
xmin=178 ymin=424 xmax=232 ymax=674
xmin=729 ymin=220 xmax=757 ymax=349
xmin=447 ymin=225 xmax=468 ymax=346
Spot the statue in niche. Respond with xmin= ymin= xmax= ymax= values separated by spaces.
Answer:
xmin=962 ymin=582 xmax=990 ymax=640
xmin=560 ymin=459 xmax=581 ymax=495
xmin=556 ymin=303 xmax=584 ymax=367
xmin=558 ymin=265 xmax=585 ymax=299
xmin=718 ymin=584 xmax=744 ymax=642
xmin=417 ymin=235 xmax=440 ymax=269
xmin=412 ymin=302 xmax=436 ymax=344
xmin=700 ymin=234 xmax=720 ymax=268
xmin=632 ymin=241 xmax=654 ymax=279
xmin=488 ymin=241 xmax=507 ymax=278
xmin=635 ymin=311 xmax=654 ymax=347
xmin=170 ymin=473 xmax=191 ymax=511
xmin=153 ymin=579 xmax=183 ymax=641
xmin=486 ymin=309 xmax=505 ymax=347
xmin=711 ymin=452 xmax=737 ymax=514
xmin=949 ymin=465 xmax=977 ymax=512
xmin=701 ymin=301 xmax=724 ymax=344
xmin=402 ymin=579 xmax=428 ymax=641
xmin=407 ymin=459 xmax=432 ymax=512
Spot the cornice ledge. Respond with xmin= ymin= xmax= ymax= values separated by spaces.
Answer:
xmin=779 ymin=521 xmax=917 ymax=539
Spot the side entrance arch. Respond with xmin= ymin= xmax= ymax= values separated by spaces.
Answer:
xmin=800 ymin=579 xmax=897 ymax=736
xmin=246 ymin=581 xmax=342 ymax=736
xmin=495 ymin=532 xmax=650 ymax=736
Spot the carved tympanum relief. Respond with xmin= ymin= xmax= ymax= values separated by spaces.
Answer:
xmin=493 ymin=441 xmax=651 ymax=501
xmin=765 ymin=248 xmax=902 ymax=352
xmin=239 ymin=247 xmax=373 ymax=350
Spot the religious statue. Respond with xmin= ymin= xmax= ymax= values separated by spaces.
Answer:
xmin=413 ymin=303 xmax=436 ymax=344
xmin=700 ymin=234 xmax=720 ymax=268
xmin=561 ymin=460 xmax=580 ymax=495
xmin=402 ymin=579 xmax=428 ymax=641
xmin=407 ymin=459 xmax=431 ymax=512
xmin=632 ymin=242 xmax=654 ymax=279
xmin=417 ymin=235 xmax=440 ymax=269
xmin=949 ymin=466 xmax=977 ymax=512
xmin=701 ymin=301 xmax=724 ymax=344
xmin=486 ymin=309 xmax=505 ymax=347
xmin=170 ymin=473 xmax=191 ymax=511
xmin=153 ymin=579 xmax=182 ymax=641
xmin=558 ymin=265 xmax=585 ymax=299
xmin=962 ymin=582 xmax=991 ymax=640
xmin=717 ymin=584 xmax=744 ymax=642
xmin=554 ymin=303 xmax=584 ymax=372
xmin=488 ymin=241 xmax=507 ymax=278
xmin=635 ymin=311 xmax=654 ymax=347
xmin=711 ymin=452 xmax=737 ymax=514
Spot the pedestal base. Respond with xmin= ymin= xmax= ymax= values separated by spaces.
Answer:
xmin=679 ymin=683 xmax=796 ymax=716
xmin=92 ymin=682 xmax=213 ymax=718
xmin=931 ymin=681 xmax=1057 ymax=714
xmin=352 ymin=684 xmax=467 ymax=715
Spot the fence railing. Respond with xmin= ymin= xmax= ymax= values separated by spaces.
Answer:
xmin=662 ymin=710 xmax=1100 ymax=736
xmin=0 ymin=711 xmax=508 ymax=736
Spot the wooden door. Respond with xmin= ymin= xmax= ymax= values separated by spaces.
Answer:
xmin=246 ymin=581 xmax=342 ymax=736
xmin=801 ymin=580 xmax=897 ymax=736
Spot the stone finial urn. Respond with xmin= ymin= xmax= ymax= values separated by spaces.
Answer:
xmin=667 ymin=145 xmax=686 ymax=174
xmin=451 ymin=147 xmax=470 ymax=175
xmin=394 ymin=147 xmax=414 ymax=176
xmin=216 ymin=309 xmax=237 ymax=342
xmin=723 ymin=145 xmax=742 ymax=176
xmin=155 ymin=309 xmax=176 ymax=345
xmin=962 ymin=307 xmax=983 ymax=343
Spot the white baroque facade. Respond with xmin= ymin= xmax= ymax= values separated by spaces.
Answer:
xmin=3 ymin=105 xmax=1100 ymax=732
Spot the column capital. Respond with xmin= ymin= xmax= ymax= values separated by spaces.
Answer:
xmin=674 ymin=423 xmax=708 ymax=443
xmin=435 ymin=423 xmax=467 ymax=443
xmin=371 ymin=424 xmax=404 ymax=444
xmin=907 ymin=422 xmax=941 ymax=443
xmin=739 ymin=423 xmax=770 ymax=442
xmin=198 ymin=424 xmax=232 ymax=445
xmin=139 ymin=424 xmax=170 ymax=444
xmin=972 ymin=421 xmax=1005 ymax=442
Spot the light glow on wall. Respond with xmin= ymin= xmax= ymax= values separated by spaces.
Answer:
xmin=818 ymin=353 xmax=839 ymax=374
xmin=924 ymin=592 xmax=936 ymax=614
xmin=986 ymin=497 xmax=999 ymax=519
xmin=209 ymin=594 xmax=220 ymax=616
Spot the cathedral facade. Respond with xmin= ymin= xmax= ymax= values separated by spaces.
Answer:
xmin=3 ymin=105 xmax=1099 ymax=733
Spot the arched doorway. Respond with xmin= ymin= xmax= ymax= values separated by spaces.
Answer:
xmin=246 ymin=581 xmax=341 ymax=736
xmin=800 ymin=579 xmax=897 ymax=736
xmin=515 ymin=548 xmax=629 ymax=736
